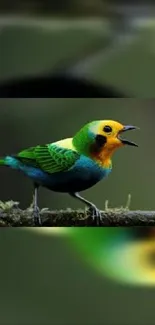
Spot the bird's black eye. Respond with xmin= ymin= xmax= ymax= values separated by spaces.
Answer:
xmin=103 ymin=125 xmax=112 ymax=133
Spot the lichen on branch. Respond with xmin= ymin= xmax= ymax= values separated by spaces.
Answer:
xmin=0 ymin=196 xmax=154 ymax=227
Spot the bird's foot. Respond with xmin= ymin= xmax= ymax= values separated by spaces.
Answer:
xmin=33 ymin=206 xmax=41 ymax=226
xmin=88 ymin=205 xmax=102 ymax=226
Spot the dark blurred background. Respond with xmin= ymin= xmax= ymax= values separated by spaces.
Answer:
xmin=1 ymin=0 xmax=155 ymax=96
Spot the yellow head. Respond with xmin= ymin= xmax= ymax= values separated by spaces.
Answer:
xmin=91 ymin=120 xmax=138 ymax=149
xmin=73 ymin=120 xmax=138 ymax=164
xmin=89 ymin=120 xmax=138 ymax=163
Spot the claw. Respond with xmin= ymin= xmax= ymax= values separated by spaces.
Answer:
xmin=69 ymin=192 xmax=102 ymax=226
xmin=88 ymin=205 xmax=102 ymax=225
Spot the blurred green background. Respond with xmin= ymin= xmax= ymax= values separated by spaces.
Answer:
xmin=1 ymin=0 xmax=155 ymax=96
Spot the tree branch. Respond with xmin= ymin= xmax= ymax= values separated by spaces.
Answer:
xmin=0 ymin=200 xmax=155 ymax=227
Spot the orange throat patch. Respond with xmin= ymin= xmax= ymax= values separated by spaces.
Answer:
xmin=91 ymin=148 xmax=113 ymax=169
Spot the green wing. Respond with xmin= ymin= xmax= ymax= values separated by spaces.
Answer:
xmin=15 ymin=144 xmax=80 ymax=174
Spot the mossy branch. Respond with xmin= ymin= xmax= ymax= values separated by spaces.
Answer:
xmin=0 ymin=196 xmax=155 ymax=227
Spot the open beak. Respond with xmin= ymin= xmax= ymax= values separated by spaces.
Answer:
xmin=118 ymin=125 xmax=139 ymax=147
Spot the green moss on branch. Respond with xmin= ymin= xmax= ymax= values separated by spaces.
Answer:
xmin=0 ymin=200 xmax=155 ymax=227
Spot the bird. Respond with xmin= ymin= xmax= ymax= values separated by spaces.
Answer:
xmin=0 ymin=120 xmax=138 ymax=225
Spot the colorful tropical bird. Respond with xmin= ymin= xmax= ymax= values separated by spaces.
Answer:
xmin=0 ymin=120 xmax=138 ymax=225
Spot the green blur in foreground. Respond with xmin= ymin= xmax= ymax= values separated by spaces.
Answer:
xmin=30 ymin=227 xmax=155 ymax=286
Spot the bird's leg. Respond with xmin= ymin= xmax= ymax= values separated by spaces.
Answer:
xmin=69 ymin=192 xmax=102 ymax=225
xmin=32 ymin=183 xmax=41 ymax=226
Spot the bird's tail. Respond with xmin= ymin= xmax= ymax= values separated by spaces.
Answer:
xmin=0 ymin=158 xmax=5 ymax=165
xmin=0 ymin=156 xmax=19 ymax=169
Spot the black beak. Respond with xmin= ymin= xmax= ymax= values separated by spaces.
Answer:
xmin=118 ymin=125 xmax=139 ymax=147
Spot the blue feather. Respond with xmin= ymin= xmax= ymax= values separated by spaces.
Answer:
xmin=5 ymin=155 xmax=112 ymax=193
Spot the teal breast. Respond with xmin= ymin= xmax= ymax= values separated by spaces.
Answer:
xmin=45 ymin=155 xmax=112 ymax=192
